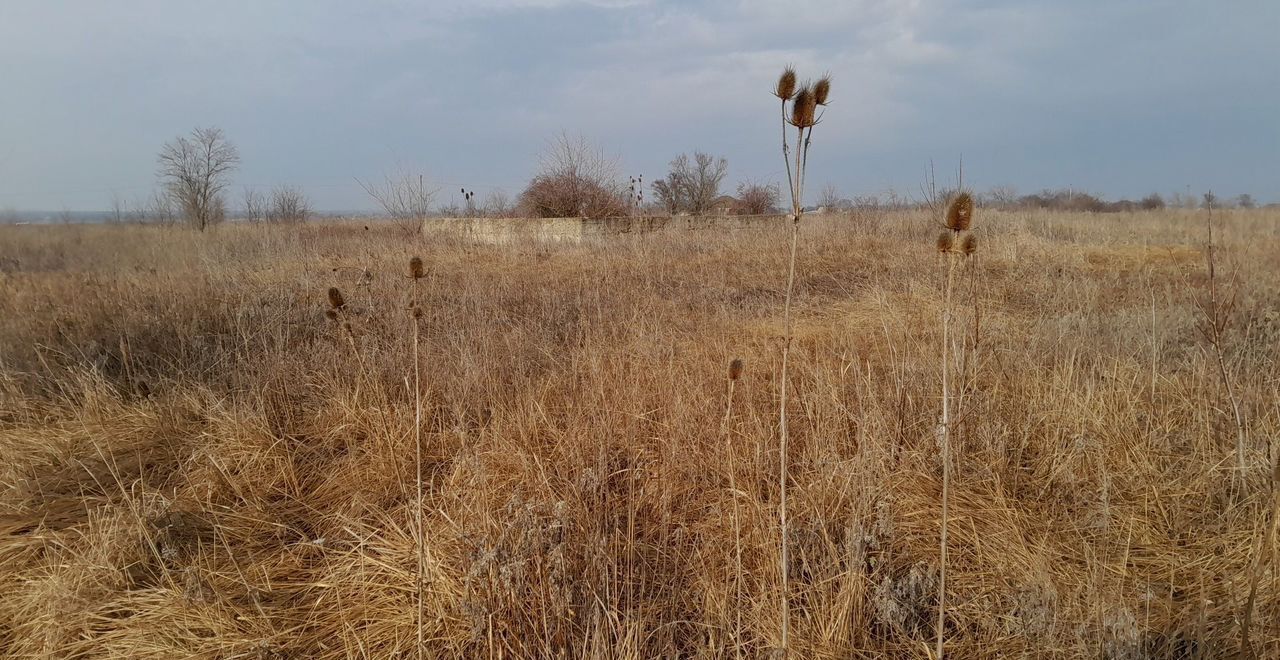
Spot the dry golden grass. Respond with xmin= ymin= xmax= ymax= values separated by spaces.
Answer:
xmin=1 ymin=208 xmax=1278 ymax=658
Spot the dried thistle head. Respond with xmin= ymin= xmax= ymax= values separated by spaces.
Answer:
xmin=774 ymin=67 xmax=797 ymax=101
xmin=789 ymin=84 xmax=817 ymax=128
xmin=813 ymin=75 xmax=831 ymax=106
xmin=327 ymin=287 xmax=346 ymax=310
xmin=936 ymin=231 xmax=955 ymax=253
xmin=945 ymin=192 xmax=974 ymax=232
xmin=729 ymin=358 xmax=744 ymax=381
xmin=409 ymin=256 xmax=425 ymax=279
xmin=960 ymin=232 xmax=977 ymax=256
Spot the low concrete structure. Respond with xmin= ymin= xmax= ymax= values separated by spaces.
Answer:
xmin=421 ymin=214 xmax=788 ymax=245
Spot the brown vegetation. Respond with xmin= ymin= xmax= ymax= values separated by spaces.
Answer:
xmin=0 ymin=208 xmax=1278 ymax=658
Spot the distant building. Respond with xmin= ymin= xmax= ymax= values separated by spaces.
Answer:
xmin=709 ymin=195 xmax=740 ymax=215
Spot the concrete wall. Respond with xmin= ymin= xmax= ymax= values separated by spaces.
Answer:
xmin=421 ymin=214 xmax=789 ymax=245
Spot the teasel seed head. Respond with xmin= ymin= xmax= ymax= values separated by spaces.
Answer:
xmin=788 ymin=85 xmax=818 ymax=128
xmin=813 ymin=75 xmax=831 ymax=106
xmin=729 ymin=358 xmax=744 ymax=381
xmin=936 ymin=231 xmax=955 ymax=253
xmin=327 ymin=287 xmax=346 ymax=310
xmin=945 ymin=191 xmax=974 ymax=232
xmin=960 ymin=232 xmax=978 ymax=256
xmin=409 ymin=256 xmax=425 ymax=279
xmin=774 ymin=66 xmax=797 ymax=101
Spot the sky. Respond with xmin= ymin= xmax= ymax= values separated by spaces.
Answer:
xmin=1 ymin=0 xmax=1277 ymax=212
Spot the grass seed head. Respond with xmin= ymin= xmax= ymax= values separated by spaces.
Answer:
xmin=409 ymin=256 xmax=425 ymax=279
xmin=814 ymin=75 xmax=831 ymax=106
xmin=937 ymin=231 xmax=955 ymax=253
xmin=327 ymin=287 xmax=346 ymax=310
xmin=946 ymin=191 xmax=974 ymax=232
xmin=789 ymin=84 xmax=818 ymax=128
xmin=961 ymin=232 xmax=978 ymax=256
xmin=729 ymin=358 xmax=744 ymax=381
xmin=775 ymin=67 xmax=797 ymax=101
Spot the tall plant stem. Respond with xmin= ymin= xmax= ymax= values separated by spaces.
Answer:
xmin=776 ymin=119 xmax=808 ymax=658
xmin=937 ymin=253 xmax=957 ymax=660
xmin=723 ymin=378 xmax=743 ymax=659
xmin=1204 ymin=201 xmax=1247 ymax=472
xmin=412 ymin=282 xmax=425 ymax=660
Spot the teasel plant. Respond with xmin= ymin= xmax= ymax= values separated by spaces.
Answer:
xmin=771 ymin=66 xmax=830 ymax=654
xmin=722 ymin=358 xmax=745 ymax=657
xmin=406 ymin=256 xmax=427 ymax=658
xmin=934 ymin=189 xmax=975 ymax=660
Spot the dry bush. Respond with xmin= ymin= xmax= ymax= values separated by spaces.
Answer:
xmin=736 ymin=180 xmax=781 ymax=215
xmin=0 ymin=209 xmax=1278 ymax=658
xmin=518 ymin=133 xmax=627 ymax=218
xmin=359 ymin=168 xmax=438 ymax=234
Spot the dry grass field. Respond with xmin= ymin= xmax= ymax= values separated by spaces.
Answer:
xmin=1 ymin=208 xmax=1278 ymax=658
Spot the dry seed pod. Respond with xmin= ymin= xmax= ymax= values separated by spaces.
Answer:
xmin=729 ymin=358 xmax=744 ymax=381
xmin=960 ymin=232 xmax=977 ymax=256
xmin=774 ymin=67 xmax=797 ymax=101
xmin=409 ymin=256 xmax=425 ymax=279
xmin=789 ymin=85 xmax=817 ymax=128
xmin=945 ymin=192 xmax=974 ymax=232
xmin=327 ymin=287 xmax=346 ymax=310
xmin=324 ymin=309 xmax=339 ymax=322
xmin=813 ymin=75 xmax=831 ymax=106
xmin=937 ymin=231 xmax=955 ymax=253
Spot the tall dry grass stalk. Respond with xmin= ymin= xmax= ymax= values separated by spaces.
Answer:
xmin=1198 ymin=197 xmax=1247 ymax=473
xmin=772 ymin=67 xmax=829 ymax=655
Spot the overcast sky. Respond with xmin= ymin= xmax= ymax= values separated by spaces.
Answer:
xmin=1 ymin=0 xmax=1277 ymax=211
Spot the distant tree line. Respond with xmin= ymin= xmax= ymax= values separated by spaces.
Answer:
xmin=78 ymin=126 xmax=1265 ymax=231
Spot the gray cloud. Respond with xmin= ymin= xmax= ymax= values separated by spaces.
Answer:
xmin=1 ymin=0 xmax=1276 ymax=211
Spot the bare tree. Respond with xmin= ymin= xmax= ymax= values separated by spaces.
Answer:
xmin=268 ymin=185 xmax=310 ymax=223
xmin=157 ymin=127 xmax=240 ymax=231
xmin=482 ymin=189 xmax=512 ymax=217
xmin=518 ymin=133 xmax=627 ymax=218
xmin=817 ymin=183 xmax=842 ymax=210
xmin=652 ymin=152 xmax=729 ymax=215
xmin=357 ymin=168 xmax=438 ymax=234
xmin=147 ymin=189 xmax=176 ymax=225
xmin=109 ymin=192 xmax=126 ymax=224
xmin=736 ymin=180 xmax=780 ymax=215
xmin=985 ymin=185 xmax=1018 ymax=207
xmin=242 ymin=187 xmax=266 ymax=223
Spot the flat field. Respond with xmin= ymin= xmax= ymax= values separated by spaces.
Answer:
xmin=1 ymin=209 xmax=1278 ymax=657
